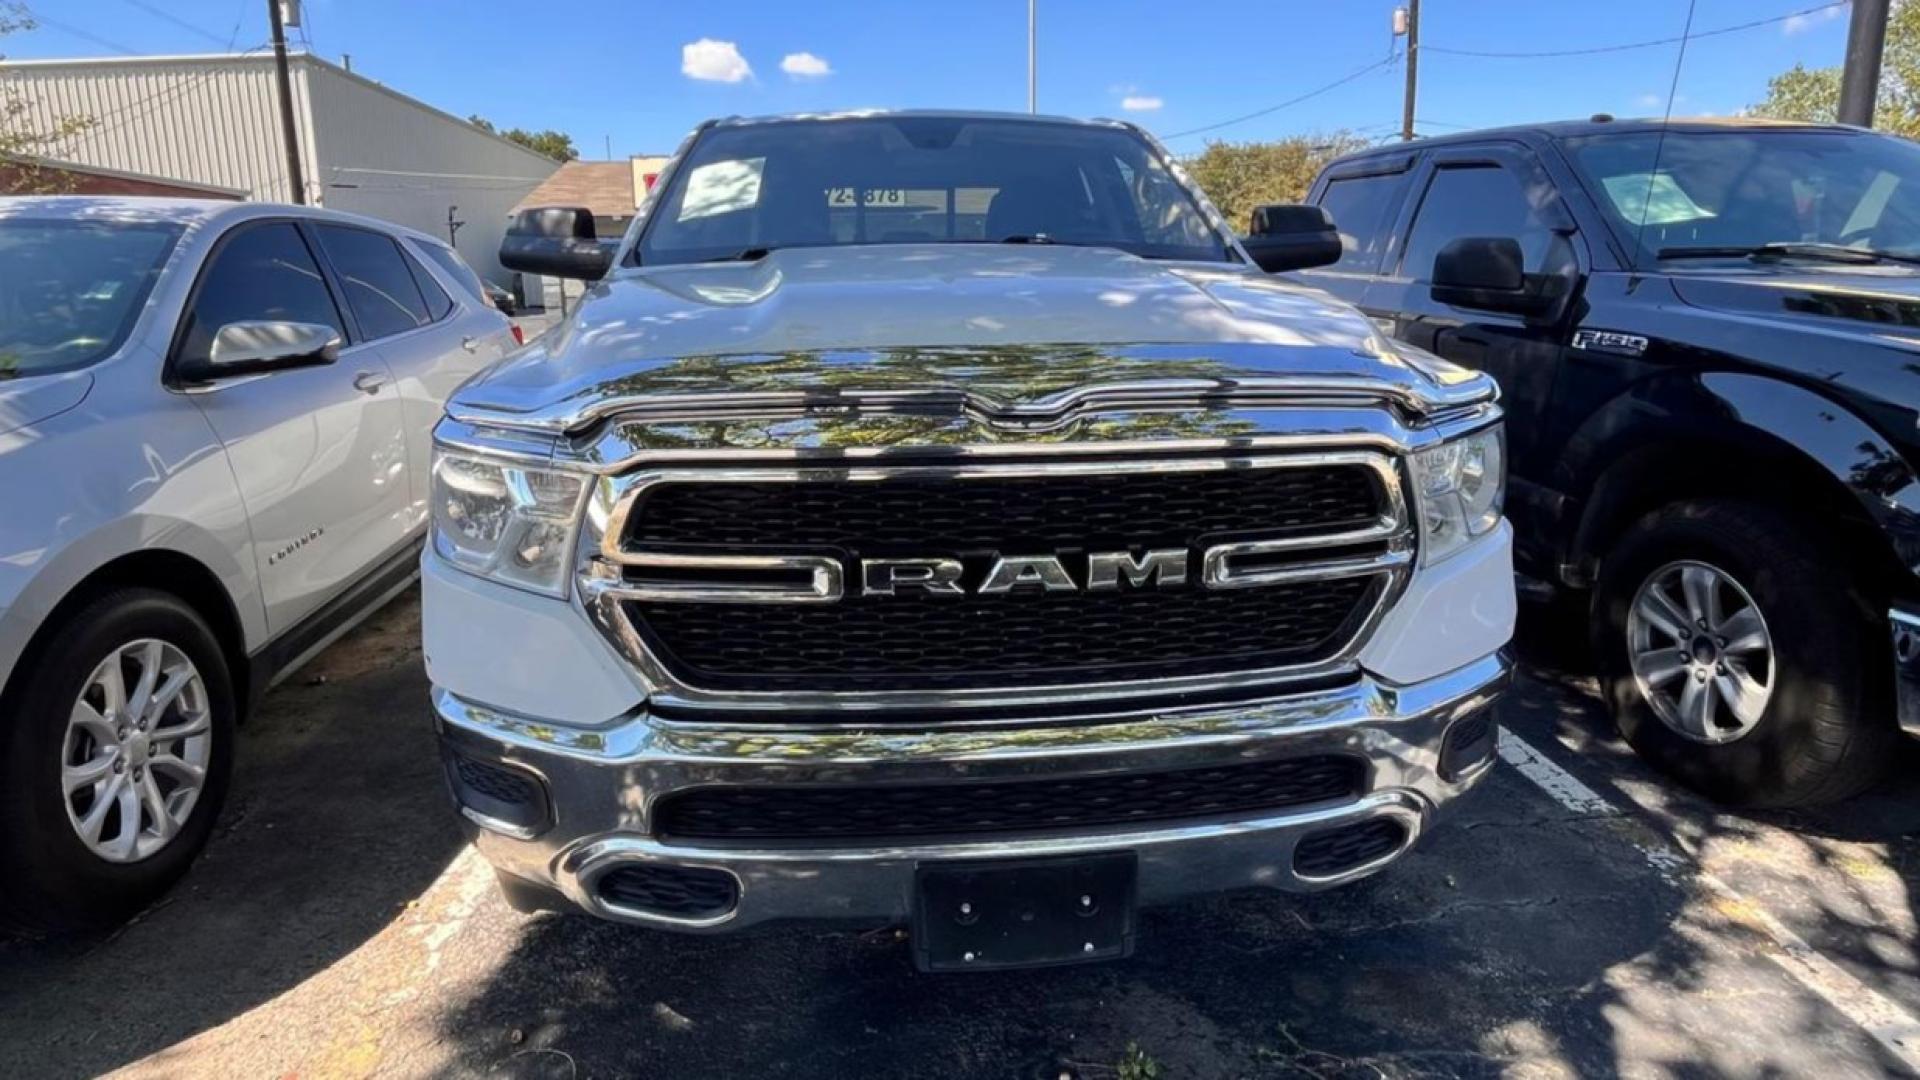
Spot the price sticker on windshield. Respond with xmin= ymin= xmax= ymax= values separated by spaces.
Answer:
xmin=826 ymin=188 xmax=908 ymax=208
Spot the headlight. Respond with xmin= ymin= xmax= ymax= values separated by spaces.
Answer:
xmin=431 ymin=449 xmax=588 ymax=598
xmin=1410 ymin=425 xmax=1505 ymax=565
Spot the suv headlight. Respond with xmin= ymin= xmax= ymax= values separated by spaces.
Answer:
xmin=1410 ymin=424 xmax=1505 ymax=565
xmin=431 ymin=449 xmax=588 ymax=598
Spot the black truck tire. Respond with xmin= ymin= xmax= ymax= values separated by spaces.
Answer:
xmin=1592 ymin=498 xmax=1893 ymax=807
xmin=0 ymin=589 xmax=236 ymax=935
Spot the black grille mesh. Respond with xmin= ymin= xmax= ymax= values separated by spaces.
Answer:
xmin=596 ymin=864 xmax=739 ymax=918
xmin=1293 ymin=818 xmax=1408 ymax=877
xmin=655 ymin=755 xmax=1366 ymax=844
xmin=452 ymin=756 xmax=537 ymax=806
xmin=634 ymin=576 xmax=1380 ymax=691
xmin=628 ymin=465 xmax=1384 ymax=551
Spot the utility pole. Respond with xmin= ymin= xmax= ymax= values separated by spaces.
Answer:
xmin=1399 ymin=0 xmax=1420 ymax=141
xmin=267 ymin=0 xmax=306 ymax=204
xmin=1839 ymin=0 xmax=1891 ymax=128
xmin=1027 ymin=0 xmax=1037 ymax=113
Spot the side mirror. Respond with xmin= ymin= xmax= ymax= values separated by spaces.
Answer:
xmin=1241 ymin=204 xmax=1342 ymax=273
xmin=1430 ymin=236 xmax=1556 ymax=315
xmin=500 ymin=206 xmax=613 ymax=280
xmin=176 ymin=320 xmax=341 ymax=382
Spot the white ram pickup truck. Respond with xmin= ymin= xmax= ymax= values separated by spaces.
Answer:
xmin=423 ymin=111 xmax=1514 ymax=970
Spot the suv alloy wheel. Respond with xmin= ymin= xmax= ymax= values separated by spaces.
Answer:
xmin=0 ymin=589 xmax=234 ymax=933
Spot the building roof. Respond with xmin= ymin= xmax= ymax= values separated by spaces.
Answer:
xmin=513 ymin=161 xmax=638 ymax=218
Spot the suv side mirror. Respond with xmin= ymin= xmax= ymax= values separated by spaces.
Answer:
xmin=1430 ymin=236 xmax=1556 ymax=315
xmin=501 ymin=206 xmax=614 ymax=280
xmin=1242 ymin=204 xmax=1342 ymax=273
xmin=175 ymin=320 xmax=341 ymax=383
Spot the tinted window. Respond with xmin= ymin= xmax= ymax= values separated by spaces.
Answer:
xmin=1566 ymin=129 xmax=1920 ymax=264
xmin=314 ymin=224 xmax=431 ymax=339
xmin=404 ymin=248 xmax=455 ymax=321
xmin=413 ymin=240 xmax=487 ymax=303
xmin=1399 ymin=163 xmax=1556 ymax=281
xmin=0 ymin=218 xmax=182 ymax=377
xmin=177 ymin=222 xmax=345 ymax=368
xmin=1316 ymin=173 xmax=1406 ymax=273
xmin=639 ymin=116 xmax=1230 ymax=265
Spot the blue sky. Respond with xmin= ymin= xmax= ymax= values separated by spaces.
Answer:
xmin=7 ymin=0 xmax=1859 ymax=157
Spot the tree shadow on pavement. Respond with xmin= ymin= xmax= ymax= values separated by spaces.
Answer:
xmin=0 ymin=591 xmax=466 ymax=1080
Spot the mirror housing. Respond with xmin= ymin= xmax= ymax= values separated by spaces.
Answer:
xmin=1430 ymin=236 xmax=1556 ymax=315
xmin=500 ymin=206 xmax=613 ymax=280
xmin=175 ymin=320 xmax=341 ymax=383
xmin=1241 ymin=204 xmax=1342 ymax=273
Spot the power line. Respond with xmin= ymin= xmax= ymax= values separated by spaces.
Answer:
xmin=1423 ymin=0 xmax=1844 ymax=59
xmin=112 ymin=0 xmax=230 ymax=48
xmin=1164 ymin=56 xmax=1400 ymax=141
xmin=28 ymin=14 xmax=139 ymax=56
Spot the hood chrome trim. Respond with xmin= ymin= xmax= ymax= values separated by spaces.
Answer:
xmin=449 ymin=374 xmax=1498 ymax=437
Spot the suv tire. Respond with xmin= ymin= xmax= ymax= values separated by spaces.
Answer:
xmin=0 ymin=589 xmax=236 ymax=934
xmin=1594 ymin=498 xmax=1892 ymax=807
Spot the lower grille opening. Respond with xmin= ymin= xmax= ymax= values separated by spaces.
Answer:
xmin=1439 ymin=710 xmax=1498 ymax=781
xmin=444 ymin=750 xmax=550 ymax=836
xmin=596 ymin=864 xmax=739 ymax=919
xmin=655 ymin=755 xmax=1366 ymax=846
xmin=1293 ymin=818 xmax=1409 ymax=878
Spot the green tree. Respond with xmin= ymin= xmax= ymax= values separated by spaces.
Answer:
xmin=1 ymin=3 xmax=95 ymax=193
xmin=1182 ymin=132 xmax=1373 ymax=234
xmin=1751 ymin=0 xmax=1920 ymax=138
xmin=469 ymin=113 xmax=579 ymax=161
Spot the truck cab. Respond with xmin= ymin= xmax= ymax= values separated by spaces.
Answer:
xmin=1300 ymin=117 xmax=1920 ymax=806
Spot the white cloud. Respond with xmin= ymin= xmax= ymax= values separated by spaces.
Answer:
xmin=1121 ymin=94 xmax=1164 ymax=112
xmin=1783 ymin=5 xmax=1845 ymax=35
xmin=781 ymin=51 xmax=832 ymax=78
xmin=682 ymin=39 xmax=752 ymax=83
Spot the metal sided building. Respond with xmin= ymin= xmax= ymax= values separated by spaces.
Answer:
xmin=0 ymin=52 xmax=561 ymax=283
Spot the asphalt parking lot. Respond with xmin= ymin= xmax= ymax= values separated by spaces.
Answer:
xmin=6 ymin=594 xmax=1920 ymax=1079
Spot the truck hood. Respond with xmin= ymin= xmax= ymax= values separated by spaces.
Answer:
xmin=1666 ymin=262 xmax=1920 ymax=339
xmin=0 ymin=370 xmax=93 ymax=439
xmin=451 ymin=245 xmax=1491 ymax=433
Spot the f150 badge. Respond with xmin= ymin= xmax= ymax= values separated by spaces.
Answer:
xmin=1571 ymin=329 xmax=1649 ymax=357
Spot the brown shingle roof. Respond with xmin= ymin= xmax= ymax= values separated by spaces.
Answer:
xmin=512 ymin=161 xmax=635 ymax=218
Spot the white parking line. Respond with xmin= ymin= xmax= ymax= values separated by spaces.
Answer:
xmin=1497 ymin=729 xmax=1920 ymax=1074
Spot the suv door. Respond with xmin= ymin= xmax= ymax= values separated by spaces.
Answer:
xmin=1294 ymin=153 xmax=1417 ymax=312
xmin=175 ymin=220 xmax=412 ymax=635
xmin=1359 ymin=144 xmax=1585 ymax=541
xmin=311 ymin=225 xmax=509 ymax=532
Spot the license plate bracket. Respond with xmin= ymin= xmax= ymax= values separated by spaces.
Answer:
xmin=912 ymin=852 xmax=1137 ymax=972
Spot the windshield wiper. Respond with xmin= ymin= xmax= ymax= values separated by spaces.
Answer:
xmin=1658 ymin=242 xmax=1920 ymax=267
xmin=998 ymin=234 xmax=1082 ymax=246
xmin=700 ymin=246 xmax=775 ymax=263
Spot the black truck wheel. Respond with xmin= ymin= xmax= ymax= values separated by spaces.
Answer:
xmin=1593 ymin=499 xmax=1893 ymax=807
xmin=0 ymin=589 xmax=235 ymax=934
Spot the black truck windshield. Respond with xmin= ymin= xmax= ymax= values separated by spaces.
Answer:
xmin=636 ymin=116 xmax=1231 ymax=266
xmin=1567 ymin=128 xmax=1920 ymax=266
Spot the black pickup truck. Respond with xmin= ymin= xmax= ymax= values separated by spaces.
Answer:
xmin=1297 ymin=117 xmax=1920 ymax=806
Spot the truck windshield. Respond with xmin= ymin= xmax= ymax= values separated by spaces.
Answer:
xmin=1566 ymin=128 xmax=1920 ymax=266
xmin=0 ymin=218 xmax=183 ymax=378
xmin=636 ymin=116 xmax=1231 ymax=266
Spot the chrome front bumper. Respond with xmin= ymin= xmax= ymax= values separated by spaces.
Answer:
xmin=433 ymin=651 xmax=1510 ymax=931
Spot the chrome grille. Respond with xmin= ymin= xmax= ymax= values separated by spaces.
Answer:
xmin=584 ymin=452 xmax=1413 ymax=710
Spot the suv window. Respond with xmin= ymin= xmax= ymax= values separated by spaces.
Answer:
xmin=0 ymin=218 xmax=183 ymax=377
xmin=1316 ymin=172 xmax=1406 ymax=273
xmin=403 ymin=248 xmax=455 ymax=321
xmin=177 ymin=222 xmax=345 ymax=368
xmin=413 ymin=239 xmax=488 ymax=304
xmin=1399 ymin=163 xmax=1556 ymax=282
xmin=314 ymin=224 xmax=432 ymax=340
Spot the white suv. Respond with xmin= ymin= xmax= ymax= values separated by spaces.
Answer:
xmin=0 ymin=197 xmax=516 ymax=932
